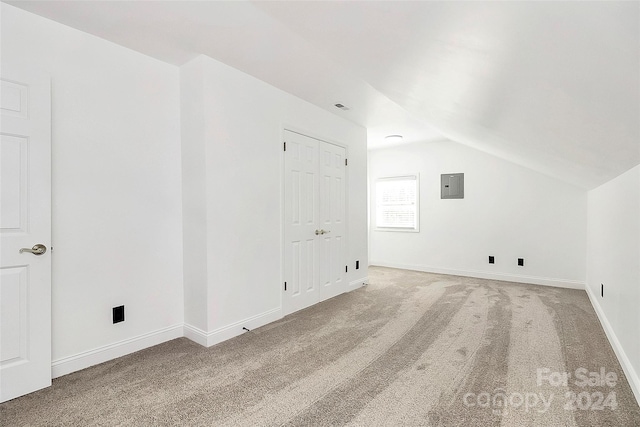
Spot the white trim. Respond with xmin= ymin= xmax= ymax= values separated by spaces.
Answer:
xmin=182 ymin=323 xmax=209 ymax=347
xmin=586 ymin=285 xmax=640 ymax=406
xmin=348 ymin=277 xmax=368 ymax=292
xmin=369 ymin=262 xmax=585 ymax=290
xmin=281 ymin=125 xmax=348 ymax=151
xmin=51 ymin=324 xmax=183 ymax=378
xmin=184 ymin=308 xmax=282 ymax=348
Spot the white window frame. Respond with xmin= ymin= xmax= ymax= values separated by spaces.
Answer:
xmin=374 ymin=174 xmax=420 ymax=232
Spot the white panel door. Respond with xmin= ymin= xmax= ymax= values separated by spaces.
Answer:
xmin=0 ymin=70 xmax=52 ymax=402
xmin=318 ymin=142 xmax=346 ymax=301
xmin=283 ymin=131 xmax=346 ymax=315
xmin=283 ymin=131 xmax=320 ymax=314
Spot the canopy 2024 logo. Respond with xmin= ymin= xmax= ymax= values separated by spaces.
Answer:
xmin=537 ymin=367 xmax=618 ymax=411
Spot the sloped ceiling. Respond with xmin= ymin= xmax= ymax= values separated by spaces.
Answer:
xmin=5 ymin=1 xmax=639 ymax=189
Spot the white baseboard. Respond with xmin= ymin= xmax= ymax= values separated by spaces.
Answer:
xmin=52 ymin=308 xmax=283 ymax=378
xmin=184 ymin=307 xmax=282 ymax=348
xmin=586 ymin=285 xmax=640 ymax=406
xmin=182 ymin=323 xmax=209 ymax=347
xmin=348 ymin=277 xmax=368 ymax=292
xmin=51 ymin=324 xmax=183 ymax=378
xmin=369 ymin=261 xmax=585 ymax=290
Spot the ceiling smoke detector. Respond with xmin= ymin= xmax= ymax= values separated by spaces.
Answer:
xmin=334 ymin=103 xmax=350 ymax=111
xmin=385 ymin=135 xmax=403 ymax=143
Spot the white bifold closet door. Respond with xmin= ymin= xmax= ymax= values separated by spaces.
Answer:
xmin=283 ymin=130 xmax=346 ymax=316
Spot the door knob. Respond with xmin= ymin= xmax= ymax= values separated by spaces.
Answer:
xmin=315 ymin=229 xmax=331 ymax=235
xmin=19 ymin=244 xmax=47 ymax=255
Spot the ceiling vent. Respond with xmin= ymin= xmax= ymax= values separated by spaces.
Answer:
xmin=334 ymin=103 xmax=350 ymax=111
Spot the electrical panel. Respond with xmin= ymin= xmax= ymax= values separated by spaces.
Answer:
xmin=441 ymin=173 xmax=464 ymax=199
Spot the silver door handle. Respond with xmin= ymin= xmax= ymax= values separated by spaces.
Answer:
xmin=19 ymin=244 xmax=47 ymax=255
xmin=315 ymin=229 xmax=331 ymax=235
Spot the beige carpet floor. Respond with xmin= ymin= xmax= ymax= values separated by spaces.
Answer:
xmin=1 ymin=267 xmax=639 ymax=426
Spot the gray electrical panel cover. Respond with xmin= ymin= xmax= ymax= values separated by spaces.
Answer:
xmin=441 ymin=173 xmax=464 ymax=199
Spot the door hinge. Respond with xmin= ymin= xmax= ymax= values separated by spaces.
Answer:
xmin=284 ymin=142 xmax=286 ymax=151
xmin=284 ymin=281 xmax=287 ymax=291
xmin=345 ymin=158 xmax=348 ymax=166
xmin=345 ymin=265 xmax=348 ymax=273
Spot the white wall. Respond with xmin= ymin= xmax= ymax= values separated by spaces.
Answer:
xmin=181 ymin=56 xmax=368 ymax=345
xmin=2 ymin=4 xmax=367 ymax=377
xmin=180 ymin=58 xmax=209 ymax=332
xmin=1 ymin=5 xmax=184 ymax=374
xmin=369 ymin=140 xmax=587 ymax=288
xmin=586 ymin=165 xmax=640 ymax=401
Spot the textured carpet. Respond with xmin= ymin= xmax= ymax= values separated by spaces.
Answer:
xmin=1 ymin=267 xmax=639 ymax=426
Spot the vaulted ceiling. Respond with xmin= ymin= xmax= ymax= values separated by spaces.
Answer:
xmin=6 ymin=1 xmax=639 ymax=189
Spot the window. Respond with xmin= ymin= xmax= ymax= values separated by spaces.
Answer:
xmin=375 ymin=175 xmax=419 ymax=231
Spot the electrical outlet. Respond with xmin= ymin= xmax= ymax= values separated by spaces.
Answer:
xmin=518 ymin=258 xmax=524 ymax=266
xmin=113 ymin=305 xmax=125 ymax=324
xmin=488 ymin=256 xmax=495 ymax=264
